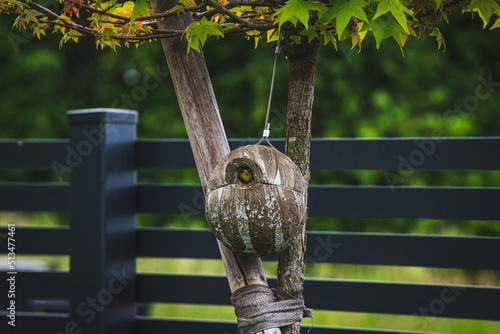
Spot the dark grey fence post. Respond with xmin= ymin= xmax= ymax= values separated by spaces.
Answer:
xmin=68 ymin=109 xmax=137 ymax=334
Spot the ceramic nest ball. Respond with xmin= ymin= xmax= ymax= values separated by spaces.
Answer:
xmin=205 ymin=145 xmax=307 ymax=257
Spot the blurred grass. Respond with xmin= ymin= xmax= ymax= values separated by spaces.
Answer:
xmin=146 ymin=303 xmax=500 ymax=334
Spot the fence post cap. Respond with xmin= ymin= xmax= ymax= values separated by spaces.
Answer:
xmin=67 ymin=108 xmax=138 ymax=125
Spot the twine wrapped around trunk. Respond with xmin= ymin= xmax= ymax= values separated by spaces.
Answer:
xmin=231 ymin=284 xmax=313 ymax=334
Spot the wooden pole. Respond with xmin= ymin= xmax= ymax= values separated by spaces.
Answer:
xmin=277 ymin=29 xmax=320 ymax=334
xmin=152 ymin=1 xmax=281 ymax=333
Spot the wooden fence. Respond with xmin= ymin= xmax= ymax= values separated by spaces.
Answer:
xmin=0 ymin=108 xmax=499 ymax=333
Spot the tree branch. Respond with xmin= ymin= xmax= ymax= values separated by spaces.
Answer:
xmin=204 ymin=0 xmax=274 ymax=31
xmin=74 ymin=2 xmax=207 ymax=22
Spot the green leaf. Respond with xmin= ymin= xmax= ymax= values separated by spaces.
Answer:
xmin=300 ymin=27 xmax=319 ymax=42
xmin=320 ymin=30 xmax=337 ymax=50
xmin=185 ymin=17 xmax=224 ymax=55
xmin=319 ymin=0 xmax=368 ymax=37
xmin=429 ymin=27 xmax=446 ymax=50
xmin=274 ymin=0 xmax=321 ymax=29
xmin=24 ymin=9 xmax=42 ymax=23
xmin=364 ymin=12 xmax=404 ymax=48
xmin=372 ymin=0 xmax=413 ymax=34
xmin=466 ymin=0 xmax=500 ymax=28
xmin=130 ymin=0 xmax=149 ymax=26
xmin=491 ymin=16 xmax=500 ymax=29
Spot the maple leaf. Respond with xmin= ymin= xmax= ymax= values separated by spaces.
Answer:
xmin=274 ymin=0 xmax=321 ymax=30
xmin=23 ymin=9 xmax=42 ymax=24
xmin=185 ymin=16 xmax=224 ymax=54
xmin=319 ymin=0 xmax=369 ymax=37
xmin=300 ymin=26 xmax=319 ymax=42
xmin=429 ymin=27 xmax=446 ymax=50
xmin=465 ymin=0 xmax=500 ymax=28
xmin=63 ymin=2 xmax=80 ymax=18
xmin=320 ymin=30 xmax=337 ymax=49
xmin=491 ymin=16 xmax=500 ymax=29
xmin=409 ymin=0 xmax=426 ymax=15
xmin=372 ymin=0 xmax=413 ymax=34
xmin=13 ymin=15 xmax=27 ymax=30
xmin=363 ymin=12 xmax=404 ymax=48
xmin=33 ymin=23 xmax=47 ymax=39
xmin=130 ymin=0 xmax=149 ymax=26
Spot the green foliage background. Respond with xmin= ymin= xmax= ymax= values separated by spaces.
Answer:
xmin=1 ymin=11 xmax=499 ymax=234
xmin=2 ymin=11 xmax=500 ymax=141
xmin=0 ymin=10 xmax=500 ymax=333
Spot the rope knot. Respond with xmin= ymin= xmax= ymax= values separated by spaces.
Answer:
xmin=231 ymin=284 xmax=313 ymax=334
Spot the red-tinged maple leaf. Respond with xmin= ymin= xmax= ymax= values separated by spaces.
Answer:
xmin=415 ymin=21 xmax=426 ymax=38
xmin=13 ymin=16 xmax=27 ymax=30
xmin=409 ymin=0 xmax=427 ymax=15
xmin=213 ymin=13 xmax=224 ymax=22
xmin=63 ymin=2 xmax=80 ymax=18
xmin=425 ymin=13 xmax=441 ymax=27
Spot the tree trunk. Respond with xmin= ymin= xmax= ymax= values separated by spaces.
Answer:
xmin=153 ymin=1 xmax=280 ymax=333
xmin=277 ymin=30 xmax=320 ymax=334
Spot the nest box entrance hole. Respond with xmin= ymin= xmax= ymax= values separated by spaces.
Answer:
xmin=224 ymin=157 xmax=265 ymax=185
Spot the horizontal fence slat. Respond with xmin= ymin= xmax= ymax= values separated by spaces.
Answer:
xmin=137 ymin=317 xmax=238 ymax=334
xmin=309 ymin=185 xmax=500 ymax=220
xmin=136 ymin=140 xmax=195 ymax=170
xmin=0 ymin=227 xmax=69 ymax=255
xmin=304 ymin=232 xmax=500 ymax=270
xmin=306 ymin=279 xmax=500 ymax=321
xmin=2 ymin=138 xmax=499 ymax=170
xmin=136 ymin=184 xmax=500 ymax=220
xmin=136 ymin=317 xmax=432 ymax=334
xmin=0 ymin=140 xmax=69 ymax=169
xmin=1 ymin=183 xmax=496 ymax=219
xmin=0 ymin=313 xmax=69 ymax=333
xmin=137 ymin=274 xmax=500 ymax=321
xmin=8 ymin=227 xmax=499 ymax=270
xmin=310 ymin=137 xmax=500 ymax=170
xmin=137 ymin=228 xmax=219 ymax=259
xmin=137 ymin=229 xmax=500 ymax=270
xmin=136 ymin=138 xmax=500 ymax=170
xmin=136 ymin=139 xmax=285 ymax=170
xmin=136 ymin=184 xmax=203 ymax=215
xmin=4 ymin=273 xmax=499 ymax=322
xmin=137 ymin=273 xmax=230 ymax=305
xmin=0 ymin=183 xmax=69 ymax=212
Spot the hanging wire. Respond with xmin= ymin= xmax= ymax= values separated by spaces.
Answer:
xmin=257 ymin=32 xmax=281 ymax=148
